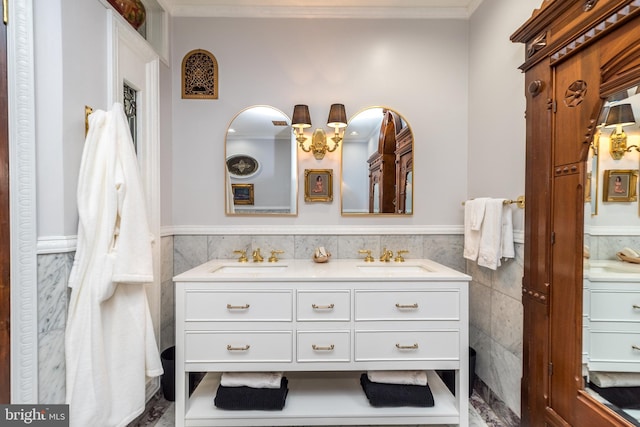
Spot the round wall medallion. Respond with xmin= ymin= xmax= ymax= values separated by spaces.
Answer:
xmin=226 ymin=155 xmax=260 ymax=178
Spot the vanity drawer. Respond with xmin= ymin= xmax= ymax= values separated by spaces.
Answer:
xmin=185 ymin=331 xmax=292 ymax=363
xmin=355 ymin=330 xmax=459 ymax=361
xmin=297 ymin=331 xmax=351 ymax=362
xmin=589 ymin=331 xmax=640 ymax=367
xmin=185 ymin=290 xmax=292 ymax=322
xmin=355 ymin=290 xmax=459 ymax=321
xmin=590 ymin=290 xmax=640 ymax=322
xmin=297 ymin=290 xmax=351 ymax=321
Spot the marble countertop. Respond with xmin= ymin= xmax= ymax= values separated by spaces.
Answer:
xmin=585 ymin=259 xmax=640 ymax=282
xmin=173 ymin=258 xmax=471 ymax=282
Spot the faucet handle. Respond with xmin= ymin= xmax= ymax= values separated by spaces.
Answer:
xmin=358 ymin=249 xmax=375 ymax=262
xmin=269 ymin=250 xmax=284 ymax=263
xmin=395 ymin=250 xmax=409 ymax=262
xmin=233 ymin=250 xmax=248 ymax=263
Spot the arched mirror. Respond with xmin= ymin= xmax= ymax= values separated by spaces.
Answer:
xmin=224 ymin=106 xmax=297 ymax=215
xmin=341 ymin=107 xmax=413 ymax=215
xmin=583 ymin=84 xmax=640 ymax=424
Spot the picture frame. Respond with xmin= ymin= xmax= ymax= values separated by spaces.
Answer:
xmin=232 ymin=183 xmax=254 ymax=205
xmin=304 ymin=169 xmax=333 ymax=202
xmin=603 ymin=169 xmax=638 ymax=202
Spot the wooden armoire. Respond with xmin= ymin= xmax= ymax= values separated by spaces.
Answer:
xmin=512 ymin=1 xmax=640 ymax=426
xmin=367 ymin=109 xmax=413 ymax=213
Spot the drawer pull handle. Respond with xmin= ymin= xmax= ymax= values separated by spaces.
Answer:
xmin=395 ymin=303 xmax=419 ymax=309
xmin=312 ymin=303 xmax=335 ymax=310
xmin=396 ymin=343 xmax=419 ymax=350
xmin=312 ymin=344 xmax=335 ymax=351
xmin=226 ymin=304 xmax=250 ymax=310
xmin=227 ymin=345 xmax=251 ymax=351
xmin=633 ymin=345 xmax=640 ymax=351
xmin=634 ymin=305 xmax=640 ymax=310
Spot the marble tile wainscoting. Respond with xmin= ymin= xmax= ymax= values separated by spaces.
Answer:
xmin=34 ymin=232 xmax=523 ymax=427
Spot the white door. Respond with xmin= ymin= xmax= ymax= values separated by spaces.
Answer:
xmin=107 ymin=11 xmax=162 ymax=398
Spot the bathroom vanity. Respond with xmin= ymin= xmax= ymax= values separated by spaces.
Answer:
xmin=584 ymin=260 xmax=640 ymax=373
xmin=173 ymin=259 xmax=471 ymax=426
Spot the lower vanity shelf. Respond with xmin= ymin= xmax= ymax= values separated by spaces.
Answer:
xmin=185 ymin=371 xmax=460 ymax=426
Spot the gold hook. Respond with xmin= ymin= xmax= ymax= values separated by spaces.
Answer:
xmin=84 ymin=106 xmax=93 ymax=137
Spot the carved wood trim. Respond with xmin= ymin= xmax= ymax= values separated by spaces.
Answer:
xmin=549 ymin=0 xmax=640 ymax=65
xmin=600 ymin=42 xmax=640 ymax=95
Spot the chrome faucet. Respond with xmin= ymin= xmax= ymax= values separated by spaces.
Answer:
xmin=380 ymin=248 xmax=393 ymax=262
xmin=252 ymin=248 xmax=264 ymax=262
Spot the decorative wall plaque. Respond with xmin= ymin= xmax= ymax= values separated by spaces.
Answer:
xmin=182 ymin=49 xmax=218 ymax=99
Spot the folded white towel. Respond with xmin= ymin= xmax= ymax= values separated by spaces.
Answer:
xmin=478 ymin=199 xmax=505 ymax=270
xmin=590 ymin=371 xmax=640 ymax=388
xmin=220 ymin=372 xmax=283 ymax=389
xmin=367 ymin=370 xmax=428 ymax=386
xmin=463 ymin=198 xmax=488 ymax=261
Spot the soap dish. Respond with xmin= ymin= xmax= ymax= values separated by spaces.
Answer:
xmin=313 ymin=247 xmax=331 ymax=263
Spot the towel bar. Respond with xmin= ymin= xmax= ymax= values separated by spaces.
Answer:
xmin=462 ymin=195 xmax=525 ymax=209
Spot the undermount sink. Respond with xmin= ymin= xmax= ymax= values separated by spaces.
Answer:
xmin=211 ymin=264 xmax=289 ymax=274
xmin=356 ymin=264 xmax=432 ymax=274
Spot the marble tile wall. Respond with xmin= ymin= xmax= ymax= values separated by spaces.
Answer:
xmin=587 ymin=235 xmax=640 ymax=260
xmin=37 ymin=252 xmax=74 ymax=404
xmin=467 ymin=243 xmax=524 ymax=419
xmin=35 ymin=232 xmax=521 ymax=424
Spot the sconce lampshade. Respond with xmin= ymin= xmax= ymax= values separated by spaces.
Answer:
xmin=604 ymin=103 xmax=636 ymax=128
xmin=292 ymin=104 xmax=312 ymax=129
xmin=327 ymin=103 xmax=348 ymax=129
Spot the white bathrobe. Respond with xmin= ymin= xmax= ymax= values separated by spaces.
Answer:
xmin=65 ymin=103 xmax=163 ymax=427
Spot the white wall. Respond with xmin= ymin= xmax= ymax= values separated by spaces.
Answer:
xmin=468 ymin=0 xmax=541 ymax=232
xmin=35 ymin=0 xmax=108 ymax=238
xmin=171 ymin=17 xmax=469 ymax=228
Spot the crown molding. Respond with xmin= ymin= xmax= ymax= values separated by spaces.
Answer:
xmin=168 ymin=5 xmax=472 ymax=19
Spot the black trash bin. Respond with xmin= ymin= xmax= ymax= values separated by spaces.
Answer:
xmin=160 ymin=346 xmax=176 ymax=401
xmin=160 ymin=346 xmax=203 ymax=401
xmin=438 ymin=346 xmax=476 ymax=398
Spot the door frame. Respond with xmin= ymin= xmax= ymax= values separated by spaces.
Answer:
xmin=8 ymin=0 xmax=39 ymax=403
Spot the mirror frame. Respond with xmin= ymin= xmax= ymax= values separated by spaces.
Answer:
xmin=340 ymin=106 xmax=414 ymax=216
xmin=224 ymin=105 xmax=298 ymax=217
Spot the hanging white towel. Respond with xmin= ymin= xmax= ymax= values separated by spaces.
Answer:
xmin=220 ymin=372 xmax=284 ymax=389
xmin=463 ymin=198 xmax=488 ymax=261
xmin=367 ymin=370 xmax=428 ymax=386
xmin=501 ymin=203 xmax=515 ymax=260
xmin=477 ymin=199 xmax=504 ymax=270
xmin=65 ymin=103 xmax=163 ymax=427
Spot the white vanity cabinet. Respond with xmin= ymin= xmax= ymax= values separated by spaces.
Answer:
xmin=586 ymin=262 xmax=640 ymax=372
xmin=173 ymin=259 xmax=470 ymax=426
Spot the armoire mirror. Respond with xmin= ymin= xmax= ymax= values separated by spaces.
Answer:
xmin=224 ymin=105 xmax=297 ymax=215
xmin=583 ymin=84 xmax=640 ymax=424
xmin=341 ymin=107 xmax=413 ymax=215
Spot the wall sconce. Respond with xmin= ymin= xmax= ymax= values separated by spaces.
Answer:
xmin=292 ymin=104 xmax=348 ymax=160
xmin=605 ymin=103 xmax=636 ymax=160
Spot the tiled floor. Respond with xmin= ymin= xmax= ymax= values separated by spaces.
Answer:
xmin=132 ymin=390 xmax=507 ymax=427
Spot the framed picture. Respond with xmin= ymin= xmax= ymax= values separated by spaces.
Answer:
xmin=304 ymin=169 xmax=333 ymax=202
xmin=232 ymin=183 xmax=254 ymax=205
xmin=603 ymin=169 xmax=638 ymax=202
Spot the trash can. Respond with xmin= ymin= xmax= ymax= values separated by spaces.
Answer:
xmin=160 ymin=346 xmax=176 ymax=401
xmin=160 ymin=346 xmax=203 ymax=401
xmin=438 ymin=346 xmax=476 ymax=398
